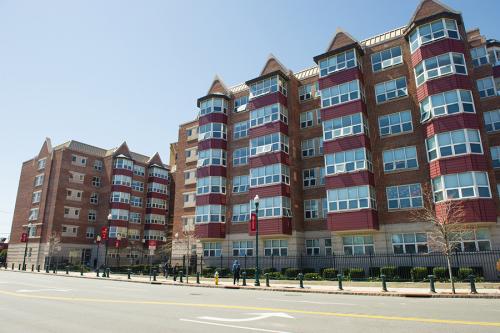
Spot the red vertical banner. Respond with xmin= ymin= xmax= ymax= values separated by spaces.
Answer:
xmin=114 ymin=239 xmax=121 ymax=248
xmin=250 ymin=213 xmax=257 ymax=232
xmin=20 ymin=233 xmax=28 ymax=242
xmin=100 ymin=227 xmax=108 ymax=240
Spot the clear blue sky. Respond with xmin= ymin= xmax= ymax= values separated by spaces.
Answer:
xmin=0 ymin=0 xmax=498 ymax=238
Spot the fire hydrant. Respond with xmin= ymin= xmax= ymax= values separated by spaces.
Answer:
xmin=214 ymin=271 xmax=219 ymax=285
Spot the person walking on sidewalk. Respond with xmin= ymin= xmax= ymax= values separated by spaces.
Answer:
xmin=232 ymin=260 xmax=241 ymax=285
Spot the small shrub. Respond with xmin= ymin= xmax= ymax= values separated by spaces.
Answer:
xmin=243 ymin=268 xmax=255 ymax=278
xmin=202 ymin=267 xmax=216 ymax=278
xmin=302 ymin=267 xmax=316 ymax=274
xmin=322 ymin=268 xmax=338 ymax=280
xmin=349 ymin=267 xmax=365 ymax=280
xmin=304 ymin=273 xmax=322 ymax=281
xmin=219 ymin=267 xmax=230 ymax=278
xmin=380 ymin=266 xmax=397 ymax=280
xmin=284 ymin=268 xmax=300 ymax=279
xmin=411 ymin=267 xmax=428 ymax=282
xmin=458 ymin=267 xmax=474 ymax=281
xmin=264 ymin=267 xmax=277 ymax=273
xmin=266 ymin=272 xmax=282 ymax=280
xmin=280 ymin=267 xmax=291 ymax=274
xmin=432 ymin=267 xmax=448 ymax=281
xmin=396 ymin=266 xmax=412 ymax=281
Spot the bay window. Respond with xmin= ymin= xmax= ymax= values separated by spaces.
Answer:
xmin=113 ymin=158 xmax=133 ymax=170
xmin=110 ymin=209 xmax=129 ymax=221
xmin=149 ymin=167 xmax=168 ymax=179
xmin=426 ymin=129 xmax=483 ymax=161
xmin=147 ymin=182 xmax=168 ymax=194
xmin=327 ymin=185 xmax=376 ymax=212
xmin=196 ymin=176 xmax=226 ymax=195
xmin=320 ymin=79 xmax=361 ymax=108
xmin=420 ymin=89 xmax=475 ymax=122
xmin=249 ymin=75 xmax=287 ymax=99
xmin=471 ymin=46 xmax=488 ymax=67
xmin=432 ymin=171 xmax=491 ymax=202
xmin=195 ymin=205 xmax=226 ymax=223
xmin=319 ymin=49 xmax=357 ymax=77
xmin=250 ymin=133 xmax=289 ymax=156
xmin=200 ymin=98 xmax=228 ymax=116
xmin=323 ymin=112 xmax=369 ymax=141
xmin=232 ymin=204 xmax=250 ymax=223
xmin=198 ymin=123 xmax=227 ymax=141
xmin=197 ymin=149 xmax=227 ymax=167
xmin=250 ymin=103 xmax=288 ymax=127
xmin=112 ymin=175 xmax=132 ymax=187
xmin=146 ymin=198 xmax=166 ymax=209
xmin=324 ymin=148 xmax=372 ymax=175
xmin=409 ymin=18 xmax=459 ymax=53
xmin=232 ymin=175 xmax=249 ymax=193
xmin=145 ymin=214 xmax=166 ymax=225
xmin=414 ymin=52 xmax=466 ymax=86
xmin=110 ymin=192 xmax=130 ymax=204
xmin=250 ymin=196 xmax=292 ymax=218
xmin=250 ymin=163 xmax=290 ymax=187
xmin=484 ymin=109 xmax=500 ymax=133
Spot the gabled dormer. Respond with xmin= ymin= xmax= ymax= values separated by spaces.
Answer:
xmin=245 ymin=54 xmax=289 ymax=100
xmin=197 ymin=76 xmax=231 ymax=117
xmin=147 ymin=152 xmax=165 ymax=168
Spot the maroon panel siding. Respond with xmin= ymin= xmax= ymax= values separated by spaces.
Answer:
xmin=247 ymin=92 xmax=288 ymax=111
xmin=411 ymin=39 xmax=466 ymax=67
xmin=249 ymin=151 xmax=290 ymax=168
xmin=109 ymin=202 xmax=130 ymax=210
xmin=197 ymin=166 xmax=227 ymax=178
xmin=493 ymin=66 xmax=500 ymax=78
xmin=198 ymin=113 xmax=228 ymax=125
xmin=195 ymin=193 xmax=226 ymax=205
xmin=146 ymin=207 xmax=167 ymax=215
xmin=249 ymin=121 xmax=289 ymax=137
xmin=111 ymin=185 xmax=132 ymax=193
xmin=323 ymin=134 xmax=371 ymax=154
xmin=109 ymin=220 xmax=128 ymax=228
xmin=249 ymin=183 xmax=290 ymax=198
xmin=144 ymin=224 xmax=165 ymax=231
xmin=327 ymin=209 xmax=379 ymax=231
xmin=416 ymin=75 xmax=472 ymax=102
xmin=113 ymin=168 xmax=133 ymax=177
xmin=248 ymin=217 xmax=292 ymax=236
xmin=423 ymin=113 xmax=479 ymax=137
xmin=146 ymin=192 xmax=168 ymax=200
xmin=325 ymin=170 xmax=374 ymax=189
xmin=195 ymin=223 xmax=226 ymax=239
xmin=321 ymin=99 xmax=367 ymax=121
xmin=198 ymin=138 xmax=228 ymax=150
xmin=429 ymin=155 xmax=488 ymax=178
xmin=318 ymin=67 xmax=363 ymax=90
xmin=436 ymin=199 xmax=497 ymax=223
xmin=147 ymin=176 xmax=169 ymax=185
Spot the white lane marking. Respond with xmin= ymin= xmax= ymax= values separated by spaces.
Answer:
xmin=257 ymin=298 xmax=356 ymax=306
xmin=16 ymin=289 xmax=71 ymax=293
xmin=198 ymin=312 xmax=294 ymax=323
xmin=180 ymin=319 xmax=292 ymax=333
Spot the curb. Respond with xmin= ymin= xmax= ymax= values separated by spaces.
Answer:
xmin=2 ymin=269 xmax=499 ymax=299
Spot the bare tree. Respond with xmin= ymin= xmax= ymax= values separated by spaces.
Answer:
xmin=47 ymin=231 xmax=61 ymax=269
xmin=175 ymin=222 xmax=198 ymax=283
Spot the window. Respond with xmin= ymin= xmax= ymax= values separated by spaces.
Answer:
xmin=323 ymin=113 xmax=369 ymax=141
xmin=392 ymin=233 xmax=428 ymax=254
xmin=63 ymin=207 xmax=80 ymax=219
xmin=186 ymin=126 xmax=198 ymax=140
xmin=111 ymin=192 xmax=130 ymax=204
xmin=133 ymin=165 xmax=145 ymax=176
xmin=491 ymin=146 xmax=500 ymax=168
xmin=320 ymin=79 xmax=361 ymax=108
xmin=319 ymin=167 xmax=325 ymax=186
xmin=409 ymin=18 xmax=459 ymax=53
xmin=132 ymin=180 xmax=144 ymax=192
xmin=34 ymin=174 xmax=44 ymax=187
xmin=90 ymin=192 xmax=99 ymax=205
xmin=92 ymin=176 xmax=101 ymax=187
xmin=301 ymin=137 xmax=322 ymax=158
xmin=452 ymin=229 xmax=491 ymax=252
xmin=129 ymin=212 xmax=141 ymax=224
xmin=426 ymin=129 xmax=483 ymax=161
xmin=325 ymin=238 xmax=332 ymax=255
xmin=200 ymin=98 xmax=228 ymax=116
xmin=250 ymin=103 xmax=288 ymax=128
xmin=471 ymin=46 xmax=488 ymax=67
xmin=321 ymin=198 xmax=328 ymax=218
xmin=484 ymin=109 xmax=500 ymax=133
xmin=378 ymin=110 xmax=413 ymax=137
xmin=371 ymin=46 xmax=403 ymax=72
xmin=304 ymin=199 xmax=319 ymax=219
xmin=325 ymin=148 xmax=372 ymax=175
xmin=185 ymin=148 xmax=197 ymax=161
xmin=306 ymin=239 xmax=320 ymax=256
xmin=327 ymin=185 xmax=376 ymax=212
xmin=32 ymin=191 xmax=42 ymax=204
xmin=251 ymin=196 xmax=292 ymax=218
xmin=302 ymin=168 xmax=318 ymax=188
xmin=250 ymin=133 xmax=289 ymax=156
xmin=108 ymin=226 xmax=128 ymax=239
xmin=127 ymin=229 xmax=141 ymax=241
xmin=232 ymin=175 xmax=249 ymax=193
xmin=71 ymin=154 xmax=87 ymax=167
xmin=375 ymin=77 xmax=407 ymax=103
xmin=420 ymin=89 xmax=475 ymax=122
xmin=234 ymin=95 xmax=249 ymax=113
xmin=197 ymin=149 xmax=227 ymax=167
xmin=249 ymin=75 xmax=287 ymax=99
xmin=28 ymin=208 xmax=39 ymax=221
xmin=86 ymin=227 xmax=95 ymax=239
xmin=383 ymin=146 xmax=418 ymax=172
xmin=93 ymin=160 xmax=103 ymax=171
xmin=198 ymin=123 xmax=227 ymax=141
xmin=488 ymin=47 xmax=500 ymax=66
xmin=181 ymin=216 xmax=195 ymax=229
xmin=149 ymin=166 xmax=168 ymax=179
xmin=233 ymin=121 xmax=249 ymax=139
xmin=414 ymin=53 xmax=466 ymax=86
xmin=146 ymin=198 xmax=166 ymax=209
xmin=233 ymin=241 xmax=253 ymax=256
xmin=196 ymin=176 xmax=226 ymax=195
xmin=299 ymin=84 xmax=312 ymax=101
xmin=203 ymin=242 xmax=222 ymax=257
xmin=143 ymin=230 xmax=165 ymax=241
xmin=343 ymin=235 xmax=374 ymax=255
xmin=110 ymin=209 xmax=129 ymax=221
xmin=145 ymin=214 xmax=166 ymax=225
xmin=195 ymin=205 xmax=226 ymax=223
xmin=250 ymin=164 xmax=290 ymax=187
xmin=88 ymin=210 xmax=96 ymax=222
xmin=232 ymin=204 xmax=250 ymax=223
xmin=113 ymin=158 xmax=133 ymax=170
xmin=386 ymin=184 xmax=423 ymax=210
xmin=300 ymin=110 xmax=321 ymax=129
xmin=233 ymin=147 xmax=248 ymax=166
xmin=319 ymin=49 xmax=357 ymax=77
xmin=476 ymin=77 xmax=496 ymax=98
xmin=264 ymin=239 xmax=288 ymax=256
xmin=432 ymin=171 xmax=491 ymax=202
xmin=111 ymin=175 xmax=131 ymax=187
xmin=66 ymin=189 xmax=82 ymax=201
xmin=130 ymin=196 xmax=143 ymax=207
xmin=148 ymin=182 xmax=168 ymax=194
xmin=69 ymin=172 xmax=84 ymax=184
xmin=62 ymin=225 xmax=78 ymax=237
xmin=183 ymin=192 xmax=196 ymax=207
xmin=37 ymin=158 xmax=46 ymax=170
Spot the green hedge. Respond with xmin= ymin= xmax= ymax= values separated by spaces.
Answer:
xmin=266 ymin=272 xmax=282 ymax=280
xmin=304 ymin=273 xmax=322 ymax=281
xmin=433 ymin=267 xmax=448 ymax=281
xmin=348 ymin=268 xmax=365 ymax=279
xmin=380 ymin=266 xmax=397 ymax=280
xmin=322 ymin=268 xmax=338 ymax=280
xmin=410 ymin=267 xmax=428 ymax=281
xmin=458 ymin=267 xmax=474 ymax=281
xmin=284 ymin=268 xmax=300 ymax=279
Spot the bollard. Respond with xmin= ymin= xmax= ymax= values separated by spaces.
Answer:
xmin=12 ymin=263 xmax=14 ymax=270
xmin=337 ymin=274 xmax=344 ymax=290
xmin=65 ymin=265 xmax=69 ymax=275
xmin=242 ymin=271 xmax=247 ymax=286
xmin=127 ymin=268 xmax=131 ymax=280
xmin=53 ymin=266 xmax=56 ymax=274
xmin=37 ymin=265 xmax=40 ymax=272
xmin=96 ymin=268 xmax=100 ymax=277
xmin=45 ymin=265 xmax=49 ymax=273
xmin=179 ymin=270 xmax=183 ymax=283
xmin=18 ymin=264 xmax=21 ymax=270
xmin=80 ymin=266 xmax=84 ymax=276
xmin=381 ymin=274 xmax=388 ymax=292
xmin=31 ymin=264 xmax=34 ymax=272
xmin=173 ymin=271 xmax=177 ymax=282
xmin=298 ymin=273 xmax=304 ymax=289
xmin=106 ymin=268 xmax=110 ymax=278
xmin=214 ymin=271 xmax=219 ymax=285
xmin=428 ymin=275 xmax=436 ymax=293
xmin=22 ymin=264 xmax=26 ymax=271
xmin=196 ymin=272 xmax=200 ymax=284
xmin=153 ymin=269 xmax=157 ymax=282
xmin=469 ymin=274 xmax=478 ymax=294
xmin=265 ymin=273 xmax=270 ymax=287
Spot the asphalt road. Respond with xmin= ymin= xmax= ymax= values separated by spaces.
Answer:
xmin=1 ymin=271 xmax=500 ymax=333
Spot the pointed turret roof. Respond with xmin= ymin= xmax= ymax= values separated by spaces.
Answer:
xmin=259 ymin=54 xmax=290 ymax=76
xmin=147 ymin=152 xmax=164 ymax=167
xmin=37 ymin=137 xmax=52 ymax=158
xmin=206 ymin=75 xmax=230 ymax=96
xmin=112 ymin=141 xmax=132 ymax=159
xmin=313 ymin=28 xmax=363 ymax=64
xmin=409 ymin=0 xmax=459 ymax=24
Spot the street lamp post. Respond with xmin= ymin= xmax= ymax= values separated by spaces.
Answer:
xmin=104 ymin=213 xmax=112 ymax=270
xmin=22 ymin=223 xmax=33 ymax=271
xmin=95 ymin=235 xmax=101 ymax=274
xmin=116 ymin=234 xmax=122 ymax=267
xmin=254 ymin=195 xmax=260 ymax=286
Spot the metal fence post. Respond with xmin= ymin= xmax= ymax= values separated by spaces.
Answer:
xmin=179 ymin=270 xmax=183 ymax=283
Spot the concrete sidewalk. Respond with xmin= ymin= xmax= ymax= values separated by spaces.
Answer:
xmin=2 ymin=268 xmax=499 ymax=298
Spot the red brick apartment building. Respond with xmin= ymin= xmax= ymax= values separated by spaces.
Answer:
xmin=170 ymin=0 xmax=500 ymax=261
xmin=8 ymin=138 xmax=170 ymax=268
